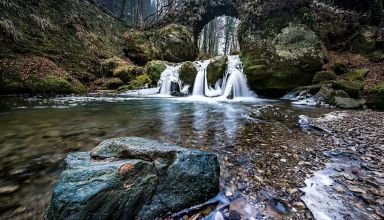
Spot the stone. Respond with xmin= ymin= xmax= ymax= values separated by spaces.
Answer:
xmin=145 ymin=60 xmax=167 ymax=86
xmin=367 ymin=83 xmax=384 ymax=110
xmin=207 ymin=56 xmax=227 ymax=84
xmin=345 ymin=69 xmax=369 ymax=81
xmin=347 ymin=185 xmax=366 ymax=194
xmin=242 ymin=22 xmax=327 ymax=94
xmin=332 ymin=97 xmax=365 ymax=109
xmin=332 ymin=80 xmax=364 ymax=99
xmin=46 ymin=137 xmax=220 ymax=220
xmin=293 ymin=202 xmax=306 ymax=209
xmin=179 ymin=61 xmax=198 ymax=87
xmin=123 ymin=24 xmax=198 ymax=64
xmin=312 ymin=71 xmax=337 ymax=84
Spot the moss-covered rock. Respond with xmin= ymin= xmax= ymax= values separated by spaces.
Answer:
xmin=332 ymin=80 xmax=364 ymax=99
xmin=334 ymin=90 xmax=350 ymax=98
xmin=345 ymin=69 xmax=369 ymax=81
xmin=207 ymin=56 xmax=227 ymax=84
xmin=124 ymin=24 xmax=198 ymax=64
xmin=93 ymin=78 xmax=124 ymax=90
xmin=241 ymin=22 xmax=327 ymax=94
xmin=145 ymin=60 xmax=167 ymax=86
xmin=113 ymin=65 xmax=144 ymax=83
xmin=367 ymin=83 xmax=384 ymax=109
xmin=333 ymin=62 xmax=348 ymax=75
xmin=350 ymin=25 xmax=384 ymax=61
xmin=127 ymin=74 xmax=152 ymax=90
xmin=101 ymin=57 xmax=130 ymax=77
xmin=312 ymin=71 xmax=337 ymax=84
xmin=314 ymin=85 xmax=335 ymax=102
xmin=0 ymin=56 xmax=86 ymax=94
xmin=179 ymin=61 xmax=197 ymax=86
xmin=331 ymin=97 xmax=365 ymax=109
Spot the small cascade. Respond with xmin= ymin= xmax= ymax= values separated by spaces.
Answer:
xmin=156 ymin=55 xmax=253 ymax=99
xmin=192 ymin=60 xmax=210 ymax=96
xmin=158 ymin=64 xmax=181 ymax=96
xmin=222 ymin=55 xmax=251 ymax=98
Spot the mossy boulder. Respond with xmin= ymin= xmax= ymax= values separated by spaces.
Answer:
xmin=331 ymin=97 xmax=365 ymax=109
xmin=127 ymin=74 xmax=152 ymax=90
xmin=102 ymin=57 xmax=131 ymax=77
xmin=312 ymin=71 xmax=337 ymax=84
xmin=207 ymin=56 xmax=227 ymax=84
xmin=332 ymin=80 xmax=364 ymax=99
xmin=179 ymin=61 xmax=197 ymax=86
xmin=241 ymin=22 xmax=327 ymax=94
xmin=350 ymin=25 xmax=383 ymax=61
xmin=334 ymin=90 xmax=350 ymax=98
xmin=93 ymin=78 xmax=124 ymax=90
xmin=345 ymin=69 xmax=369 ymax=81
xmin=124 ymin=24 xmax=198 ymax=64
xmin=367 ymin=83 xmax=384 ymax=109
xmin=0 ymin=56 xmax=86 ymax=94
xmin=145 ymin=60 xmax=167 ymax=86
xmin=113 ymin=65 xmax=144 ymax=83
xmin=333 ymin=62 xmax=347 ymax=75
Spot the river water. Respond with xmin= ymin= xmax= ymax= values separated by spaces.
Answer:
xmin=0 ymin=94 xmax=333 ymax=219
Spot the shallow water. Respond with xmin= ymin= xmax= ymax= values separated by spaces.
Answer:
xmin=0 ymin=94 xmax=332 ymax=219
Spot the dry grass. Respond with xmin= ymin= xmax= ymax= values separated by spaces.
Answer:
xmin=30 ymin=14 xmax=57 ymax=31
xmin=0 ymin=18 xmax=22 ymax=42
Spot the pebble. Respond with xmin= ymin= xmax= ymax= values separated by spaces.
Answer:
xmin=293 ymin=202 xmax=306 ymax=209
xmin=0 ymin=185 xmax=19 ymax=194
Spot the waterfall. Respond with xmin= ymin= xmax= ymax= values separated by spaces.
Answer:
xmin=159 ymin=64 xmax=181 ymax=95
xmin=157 ymin=55 xmax=253 ymax=99
xmin=192 ymin=60 xmax=210 ymax=96
xmin=222 ymin=55 xmax=251 ymax=98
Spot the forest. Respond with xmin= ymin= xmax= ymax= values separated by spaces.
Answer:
xmin=0 ymin=0 xmax=383 ymax=220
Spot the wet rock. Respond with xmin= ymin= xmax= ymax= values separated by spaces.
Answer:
xmin=269 ymin=198 xmax=290 ymax=215
xmin=228 ymin=210 xmax=241 ymax=220
xmin=46 ymin=137 xmax=220 ymax=220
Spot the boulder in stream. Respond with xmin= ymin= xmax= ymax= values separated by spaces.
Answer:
xmin=46 ymin=137 xmax=220 ymax=220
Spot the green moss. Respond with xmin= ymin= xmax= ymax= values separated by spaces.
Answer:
xmin=113 ymin=65 xmax=144 ymax=83
xmin=102 ymin=57 xmax=128 ymax=72
xmin=312 ymin=71 xmax=337 ymax=84
xmin=128 ymin=74 xmax=152 ymax=89
xmin=145 ymin=60 xmax=167 ymax=85
xmin=0 ymin=0 xmax=127 ymax=92
xmin=93 ymin=77 xmax=124 ymax=90
xmin=345 ymin=69 xmax=369 ymax=81
xmin=207 ymin=56 xmax=227 ymax=84
xmin=332 ymin=80 xmax=364 ymax=99
xmin=333 ymin=62 xmax=347 ymax=75
xmin=28 ymin=76 xmax=78 ymax=94
xmin=367 ymin=82 xmax=384 ymax=109
xmin=179 ymin=61 xmax=197 ymax=86
xmin=0 ymin=77 xmax=23 ymax=94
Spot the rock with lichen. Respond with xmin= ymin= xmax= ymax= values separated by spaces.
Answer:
xmin=46 ymin=137 xmax=220 ymax=220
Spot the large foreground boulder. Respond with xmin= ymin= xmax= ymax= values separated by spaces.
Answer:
xmin=46 ymin=137 xmax=220 ymax=220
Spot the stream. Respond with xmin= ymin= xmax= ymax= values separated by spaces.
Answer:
xmin=0 ymin=94 xmax=334 ymax=219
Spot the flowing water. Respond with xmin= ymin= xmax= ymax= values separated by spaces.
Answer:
xmin=0 ymin=94 xmax=333 ymax=219
xmin=159 ymin=55 xmax=252 ymax=99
